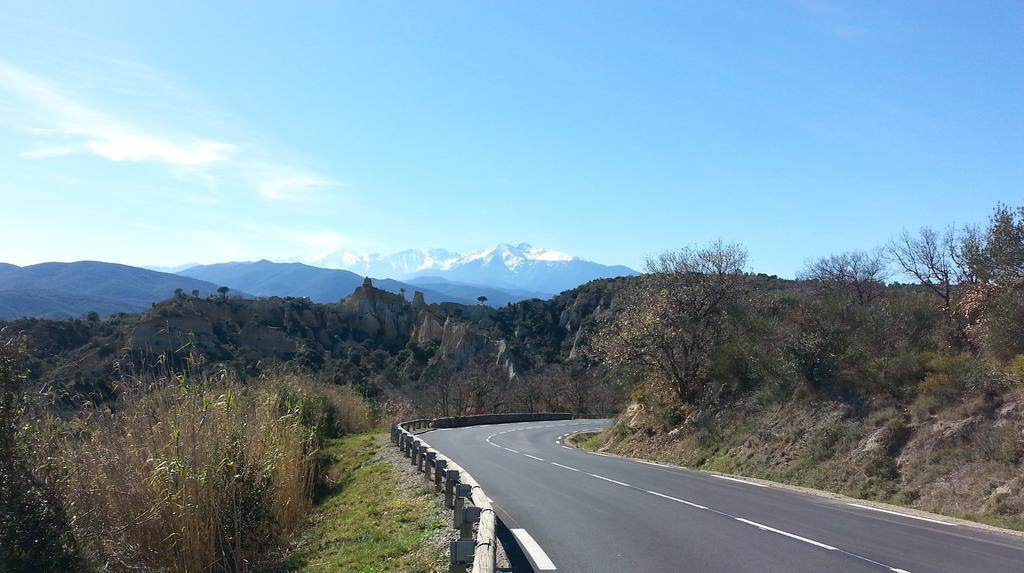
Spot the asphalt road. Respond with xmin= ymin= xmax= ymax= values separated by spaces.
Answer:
xmin=421 ymin=419 xmax=1024 ymax=573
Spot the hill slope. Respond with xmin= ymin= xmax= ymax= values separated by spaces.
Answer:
xmin=0 ymin=262 xmax=229 ymax=319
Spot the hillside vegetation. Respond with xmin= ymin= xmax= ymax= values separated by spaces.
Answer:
xmin=591 ymin=204 xmax=1024 ymax=529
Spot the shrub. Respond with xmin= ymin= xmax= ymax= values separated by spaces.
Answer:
xmin=0 ymin=335 xmax=81 ymax=572
xmin=1007 ymin=355 xmax=1024 ymax=382
xmin=917 ymin=353 xmax=993 ymax=404
xmin=50 ymin=374 xmax=374 ymax=572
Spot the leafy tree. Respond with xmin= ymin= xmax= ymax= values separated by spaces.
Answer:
xmin=217 ymin=286 xmax=230 ymax=299
xmin=595 ymin=241 xmax=747 ymax=405
xmin=477 ymin=295 xmax=488 ymax=305
xmin=191 ymin=289 xmax=200 ymax=298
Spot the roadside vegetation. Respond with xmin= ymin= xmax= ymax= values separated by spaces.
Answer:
xmin=266 ymin=431 xmax=450 ymax=573
xmin=1 ymin=341 xmax=373 ymax=572
xmin=592 ymin=203 xmax=1024 ymax=529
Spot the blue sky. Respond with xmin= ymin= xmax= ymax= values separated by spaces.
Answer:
xmin=1 ymin=1 xmax=1021 ymax=276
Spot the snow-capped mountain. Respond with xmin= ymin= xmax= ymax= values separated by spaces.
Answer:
xmin=312 ymin=248 xmax=460 ymax=278
xmin=312 ymin=243 xmax=637 ymax=295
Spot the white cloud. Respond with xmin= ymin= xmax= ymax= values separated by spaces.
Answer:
xmin=0 ymin=61 xmax=236 ymax=167
xmin=19 ymin=145 xmax=78 ymax=159
xmin=256 ymin=173 xmax=345 ymax=201
xmin=0 ymin=59 xmax=346 ymax=204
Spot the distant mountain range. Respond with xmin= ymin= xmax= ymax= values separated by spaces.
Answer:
xmin=177 ymin=260 xmax=548 ymax=306
xmin=312 ymin=243 xmax=637 ymax=294
xmin=0 ymin=262 xmax=227 ymax=319
xmin=0 ymin=244 xmax=637 ymax=320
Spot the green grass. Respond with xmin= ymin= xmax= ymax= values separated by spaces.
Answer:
xmin=571 ymin=431 xmax=607 ymax=452
xmin=264 ymin=430 xmax=449 ymax=573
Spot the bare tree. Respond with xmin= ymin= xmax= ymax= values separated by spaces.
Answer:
xmin=799 ymin=249 xmax=889 ymax=305
xmin=888 ymin=227 xmax=955 ymax=307
xmin=594 ymin=241 xmax=747 ymax=405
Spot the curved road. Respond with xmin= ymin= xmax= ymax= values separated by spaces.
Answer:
xmin=421 ymin=419 xmax=1024 ymax=573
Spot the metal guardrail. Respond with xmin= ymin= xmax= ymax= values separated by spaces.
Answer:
xmin=391 ymin=413 xmax=573 ymax=573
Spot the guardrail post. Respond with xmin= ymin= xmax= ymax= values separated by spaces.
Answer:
xmin=417 ymin=445 xmax=428 ymax=472
xmin=425 ymin=451 xmax=437 ymax=479
xmin=460 ymin=505 xmax=480 ymax=539
xmin=449 ymin=539 xmax=473 ymax=573
xmin=434 ymin=459 xmax=447 ymax=492
xmin=411 ymin=439 xmax=421 ymax=466
xmin=453 ymin=483 xmax=471 ymax=530
xmin=444 ymin=469 xmax=459 ymax=509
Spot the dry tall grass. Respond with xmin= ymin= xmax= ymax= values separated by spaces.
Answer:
xmin=46 ymin=371 xmax=373 ymax=572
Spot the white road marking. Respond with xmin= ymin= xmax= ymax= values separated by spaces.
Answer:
xmin=550 ymin=462 xmax=580 ymax=472
xmin=438 ymin=421 xmax=918 ymax=573
xmin=848 ymin=504 xmax=953 ymax=526
xmin=635 ymin=459 xmax=676 ymax=469
xmin=734 ymin=518 xmax=838 ymax=550
xmin=503 ymin=447 xmax=520 ymax=454
xmin=713 ymin=474 xmax=767 ymax=487
xmin=511 ymin=528 xmax=557 ymax=571
xmin=645 ymin=490 xmax=708 ymax=510
xmin=588 ymin=473 xmax=630 ymax=487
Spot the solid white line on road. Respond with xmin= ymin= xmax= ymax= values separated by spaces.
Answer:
xmin=713 ymin=474 xmax=768 ymax=487
xmin=634 ymin=459 xmax=677 ymax=470
xmin=734 ymin=518 xmax=838 ymax=551
xmin=550 ymin=462 xmax=580 ymax=472
xmin=848 ymin=504 xmax=953 ymax=526
xmin=645 ymin=490 xmax=709 ymax=510
xmin=560 ymin=445 xmax=573 ymax=450
xmin=587 ymin=473 xmax=630 ymax=487
xmin=524 ymin=454 xmax=546 ymax=462
xmin=511 ymin=528 xmax=557 ymax=571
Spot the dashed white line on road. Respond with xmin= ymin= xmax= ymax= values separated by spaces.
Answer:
xmin=588 ymin=473 xmax=630 ymax=487
xmin=550 ymin=462 xmax=580 ymax=472
xmin=848 ymin=504 xmax=953 ymax=526
xmin=511 ymin=528 xmax=557 ymax=571
xmin=645 ymin=490 xmax=708 ymax=510
xmin=560 ymin=445 xmax=573 ymax=450
xmin=503 ymin=447 xmax=520 ymax=454
xmin=734 ymin=518 xmax=838 ymax=550
xmin=524 ymin=454 xmax=545 ymax=462
xmin=713 ymin=474 xmax=767 ymax=487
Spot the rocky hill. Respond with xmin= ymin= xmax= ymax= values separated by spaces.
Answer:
xmin=4 ymin=276 xmax=630 ymax=411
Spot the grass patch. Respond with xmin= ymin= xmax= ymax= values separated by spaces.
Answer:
xmin=571 ymin=431 xmax=607 ymax=452
xmin=265 ymin=430 xmax=448 ymax=573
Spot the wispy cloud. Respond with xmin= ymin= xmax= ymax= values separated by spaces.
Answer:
xmin=0 ymin=59 xmax=343 ymax=200
xmin=0 ymin=61 xmax=236 ymax=166
xmin=256 ymin=172 xmax=347 ymax=201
